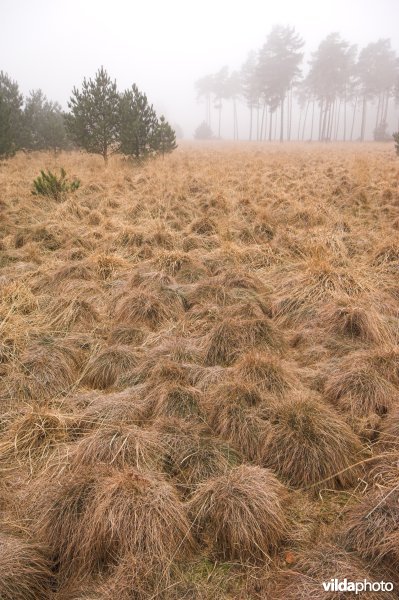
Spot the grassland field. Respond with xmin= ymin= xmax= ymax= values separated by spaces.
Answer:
xmin=0 ymin=142 xmax=398 ymax=599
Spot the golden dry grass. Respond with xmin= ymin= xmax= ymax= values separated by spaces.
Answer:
xmin=0 ymin=143 xmax=398 ymax=597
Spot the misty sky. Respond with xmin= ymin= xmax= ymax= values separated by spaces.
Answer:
xmin=2 ymin=0 xmax=399 ymax=137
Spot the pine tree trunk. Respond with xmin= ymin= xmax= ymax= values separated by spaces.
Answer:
xmin=360 ymin=95 xmax=367 ymax=141
xmin=249 ymin=105 xmax=253 ymax=141
xmin=233 ymin=99 xmax=238 ymax=140
xmin=375 ymin=93 xmax=382 ymax=129
xmin=260 ymin=100 xmax=266 ymax=141
xmin=310 ymin=100 xmax=315 ymax=141
xmin=350 ymin=96 xmax=358 ymax=141
xmin=297 ymin=108 xmax=303 ymax=141
xmin=382 ymin=91 xmax=389 ymax=122
xmin=334 ymin=99 xmax=342 ymax=140
xmin=269 ymin=107 xmax=273 ymax=142
xmin=302 ymin=100 xmax=310 ymax=141
xmin=321 ymin=100 xmax=329 ymax=141
xmin=319 ymin=99 xmax=324 ymax=141
xmin=280 ymin=98 xmax=284 ymax=142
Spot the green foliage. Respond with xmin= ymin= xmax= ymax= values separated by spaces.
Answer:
xmin=119 ymin=84 xmax=158 ymax=158
xmin=154 ymin=115 xmax=177 ymax=157
xmin=23 ymin=90 xmax=69 ymax=151
xmin=32 ymin=168 xmax=80 ymax=202
xmin=393 ymin=132 xmax=399 ymax=155
xmin=66 ymin=66 xmax=119 ymax=163
xmin=194 ymin=121 xmax=214 ymax=140
xmin=0 ymin=71 xmax=23 ymax=158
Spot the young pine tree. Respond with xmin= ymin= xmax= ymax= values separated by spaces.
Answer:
xmin=23 ymin=90 xmax=68 ymax=152
xmin=66 ymin=66 xmax=119 ymax=164
xmin=119 ymin=84 xmax=159 ymax=159
xmin=154 ymin=115 xmax=177 ymax=157
xmin=0 ymin=71 xmax=23 ymax=158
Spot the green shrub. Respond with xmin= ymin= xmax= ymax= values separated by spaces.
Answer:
xmin=32 ymin=168 xmax=80 ymax=201
xmin=393 ymin=132 xmax=399 ymax=156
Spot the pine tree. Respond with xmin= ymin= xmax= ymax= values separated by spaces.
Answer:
xmin=194 ymin=121 xmax=213 ymax=140
xmin=0 ymin=71 xmax=23 ymax=158
xmin=65 ymin=66 xmax=119 ymax=164
xmin=154 ymin=115 xmax=177 ymax=157
xmin=119 ymin=84 xmax=158 ymax=159
xmin=257 ymin=26 xmax=304 ymax=142
xmin=23 ymin=90 xmax=68 ymax=152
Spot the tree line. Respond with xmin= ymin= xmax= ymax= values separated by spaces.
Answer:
xmin=0 ymin=67 xmax=177 ymax=161
xmin=195 ymin=27 xmax=399 ymax=142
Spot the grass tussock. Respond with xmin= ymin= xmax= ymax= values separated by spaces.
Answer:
xmin=0 ymin=533 xmax=53 ymax=600
xmin=260 ymin=394 xmax=364 ymax=491
xmin=234 ymin=351 xmax=293 ymax=396
xmin=342 ymin=486 xmax=399 ymax=566
xmin=324 ymin=353 xmax=397 ymax=416
xmin=33 ymin=466 xmax=194 ymax=584
xmin=67 ymin=424 xmax=165 ymax=471
xmin=82 ymin=345 xmax=138 ymax=390
xmin=188 ymin=464 xmax=287 ymax=563
xmin=269 ymin=543 xmax=394 ymax=600
xmin=0 ymin=407 xmax=69 ymax=473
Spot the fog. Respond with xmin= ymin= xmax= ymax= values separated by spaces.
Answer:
xmin=1 ymin=0 xmax=399 ymax=139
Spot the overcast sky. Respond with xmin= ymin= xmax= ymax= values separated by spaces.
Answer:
xmin=2 ymin=0 xmax=399 ymax=137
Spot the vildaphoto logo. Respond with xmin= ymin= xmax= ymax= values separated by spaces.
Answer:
xmin=322 ymin=579 xmax=394 ymax=594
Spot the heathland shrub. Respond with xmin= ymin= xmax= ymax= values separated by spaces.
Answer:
xmin=32 ymin=168 xmax=80 ymax=202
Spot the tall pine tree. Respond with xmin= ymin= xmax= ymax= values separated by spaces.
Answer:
xmin=66 ymin=66 xmax=119 ymax=163
xmin=119 ymin=84 xmax=158 ymax=159
xmin=0 ymin=71 xmax=23 ymax=158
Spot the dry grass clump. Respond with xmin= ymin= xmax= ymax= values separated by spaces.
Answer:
xmin=269 ymin=543 xmax=393 ymax=600
xmin=342 ymin=486 xmax=399 ymax=566
xmin=203 ymin=316 xmax=284 ymax=366
xmin=324 ymin=353 xmax=397 ymax=416
xmin=190 ymin=217 xmax=217 ymax=236
xmin=317 ymin=299 xmax=387 ymax=344
xmin=153 ymin=250 xmax=207 ymax=282
xmin=107 ymin=325 xmax=147 ymax=346
xmin=148 ymin=383 xmax=203 ymax=421
xmin=34 ymin=466 xmax=194 ymax=584
xmin=114 ymin=287 xmax=183 ymax=330
xmin=234 ymin=351 xmax=293 ymax=396
xmin=88 ymin=468 xmax=194 ymax=569
xmin=188 ymin=464 xmax=287 ymax=563
xmin=154 ymin=416 xmax=241 ymax=493
xmin=261 ymin=394 xmax=364 ymax=491
xmin=273 ymin=257 xmax=368 ymax=325
xmin=43 ymin=296 xmax=100 ymax=332
xmin=0 ymin=533 xmax=53 ymax=600
xmin=205 ymin=381 xmax=270 ymax=460
xmin=82 ymin=345 xmax=138 ymax=390
xmin=14 ymin=336 xmax=81 ymax=398
xmin=67 ymin=424 xmax=164 ymax=471
xmin=0 ymin=406 xmax=69 ymax=473
xmin=32 ymin=468 xmax=100 ymax=583
xmin=167 ymin=432 xmax=241 ymax=496
xmin=379 ymin=407 xmax=399 ymax=448
xmin=78 ymin=390 xmax=148 ymax=430
xmin=372 ymin=242 xmax=399 ymax=268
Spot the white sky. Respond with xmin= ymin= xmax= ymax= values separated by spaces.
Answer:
xmin=1 ymin=0 xmax=399 ymax=137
